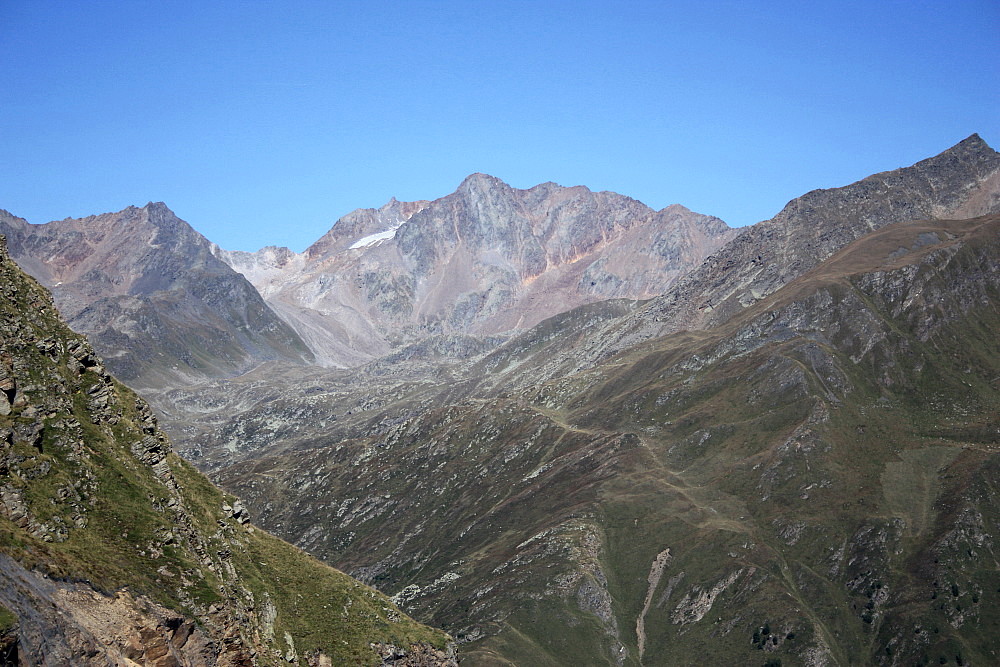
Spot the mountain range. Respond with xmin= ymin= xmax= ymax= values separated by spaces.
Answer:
xmin=2 ymin=134 xmax=999 ymax=665
xmin=214 ymin=175 xmax=736 ymax=368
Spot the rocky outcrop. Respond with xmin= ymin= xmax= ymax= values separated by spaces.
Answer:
xmin=0 ymin=204 xmax=313 ymax=389
xmin=371 ymin=642 xmax=459 ymax=666
xmin=0 ymin=554 xmax=228 ymax=667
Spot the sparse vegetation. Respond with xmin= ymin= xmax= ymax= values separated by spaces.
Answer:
xmin=211 ymin=214 xmax=1000 ymax=665
xmin=0 ymin=241 xmax=451 ymax=664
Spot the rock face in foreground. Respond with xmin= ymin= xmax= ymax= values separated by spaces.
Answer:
xmin=0 ymin=203 xmax=313 ymax=389
xmin=214 ymin=178 xmax=738 ymax=366
xmin=0 ymin=234 xmax=454 ymax=665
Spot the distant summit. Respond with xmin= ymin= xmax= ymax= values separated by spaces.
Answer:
xmin=213 ymin=174 xmax=736 ymax=367
xmin=0 ymin=203 xmax=313 ymax=388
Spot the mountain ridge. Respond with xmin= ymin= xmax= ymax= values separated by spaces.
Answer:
xmin=0 ymin=203 xmax=314 ymax=389
xmin=211 ymin=174 xmax=737 ymax=367
xmin=474 ymin=133 xmax=1000 ymax=392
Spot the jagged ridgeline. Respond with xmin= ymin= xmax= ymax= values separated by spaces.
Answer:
xmin=0 ymin=235 xmax=453 ymax=665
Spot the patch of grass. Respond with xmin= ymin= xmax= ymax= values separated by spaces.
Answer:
xmin=0 ymin=604 xmax=15 ymax=633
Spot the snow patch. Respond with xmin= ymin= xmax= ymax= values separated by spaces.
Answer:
xmin=349 ymin=229 xmax=397 ymax=249
xmin=349 ymin=218 xmax=407 ymax=249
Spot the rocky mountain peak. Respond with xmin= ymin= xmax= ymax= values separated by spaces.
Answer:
xmin=0 ymin=205 xmax=314 ymax=386
xmin=207 ymin=173 xmax=736 ymax=367
xmin=301 ymin=196 xmax=430 ymax=260
xmin=946 ymin=131 xmax=988 ymax=155
xmin=141 ymin=200 xmax=178 ymax=223
xmin=457 ymin=171 xmax=508 ymax=192
xmin=446 ymin=173 xmax=520 ymax=231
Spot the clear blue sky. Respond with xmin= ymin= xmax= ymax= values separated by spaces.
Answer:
xmin=1 ymin=1 xmax=997 ymax=251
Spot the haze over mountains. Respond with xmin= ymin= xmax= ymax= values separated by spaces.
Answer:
xmin=2 ymin=134 xmax=999 ymax=665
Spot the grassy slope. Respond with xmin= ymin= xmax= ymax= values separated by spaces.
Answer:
xmin=0 ymin=241 xmax=449 ymax=665
xmin=541 ymin=215 xmax=1000 ymax=666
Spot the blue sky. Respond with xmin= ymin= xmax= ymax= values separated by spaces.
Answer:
xmin=1 ymin=1 xmax=997 ymax=251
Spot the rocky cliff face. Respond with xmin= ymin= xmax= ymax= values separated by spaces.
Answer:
xmin=0 ymin=203 xmax=313 ymax=389
xmin=212 ymin=177 xmax=736 ymax=367
xmin=0 ymin=234 xmax=454 ymax=665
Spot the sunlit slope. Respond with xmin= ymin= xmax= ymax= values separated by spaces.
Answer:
xmin=221 ymin=215 xmax=999 ymax=665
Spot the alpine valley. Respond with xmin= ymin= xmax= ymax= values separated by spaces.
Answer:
xmin=2 ymin=134 xmax=999 ymax=665
xmin=0 ymin=235 xmax=454 ymax=665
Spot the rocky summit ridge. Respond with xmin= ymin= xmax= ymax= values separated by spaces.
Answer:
xmin=210 ymin=175 xmax=737 ymax=367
